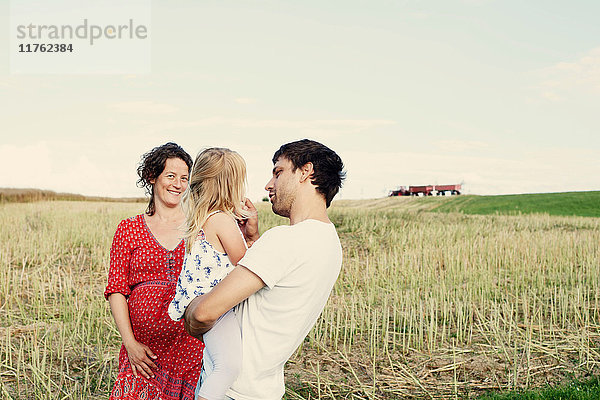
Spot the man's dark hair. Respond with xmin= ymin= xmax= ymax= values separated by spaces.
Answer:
xmin=273 ymin=139 xmax=345 ymax=207
xmin=137 ymin=142 xmax=193 ymax=216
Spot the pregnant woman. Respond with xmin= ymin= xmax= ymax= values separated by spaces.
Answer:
xmin=105 ymin=142 xmax=204 ymax=400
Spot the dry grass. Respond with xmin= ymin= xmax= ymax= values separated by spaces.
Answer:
xmin=0 ymin=188 xmax=145 ymax=204
xmin=0 ymin=199 xmax=598 ymax=399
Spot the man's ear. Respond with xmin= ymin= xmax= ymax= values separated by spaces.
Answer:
xmin=299 ymin=162 xmax=314 ymax=183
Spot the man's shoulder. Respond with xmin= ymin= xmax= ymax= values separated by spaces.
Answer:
xmin=259 ymin=220 xmax=335 ymax=238
xmin=255 ymin=224 xmax=291 ymax=244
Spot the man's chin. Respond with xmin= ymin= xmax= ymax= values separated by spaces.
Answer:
xmin=271 ymin=204 xmax=290 ymax=218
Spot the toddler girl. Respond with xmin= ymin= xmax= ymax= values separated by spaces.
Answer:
xmin=168 ymin=147 xmax=251 ymax=400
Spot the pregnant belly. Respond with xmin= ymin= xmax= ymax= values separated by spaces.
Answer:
xmin=128 ymin=281 xmax=184 ymax=346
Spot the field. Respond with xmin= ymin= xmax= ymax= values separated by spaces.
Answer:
xmin=0 ymin=188 xmax=145 ymax=204
xmin=431 ymin=191 xmax=600 ymax=218
xmin=0 ymin=196 xmax=599 ymax=399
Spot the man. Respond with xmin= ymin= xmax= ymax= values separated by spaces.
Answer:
xmin=184 ymin=139 xmax=346 ymax=400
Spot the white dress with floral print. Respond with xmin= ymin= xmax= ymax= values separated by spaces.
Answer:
xmin=168 ymin=211 xmax=244 ymax=321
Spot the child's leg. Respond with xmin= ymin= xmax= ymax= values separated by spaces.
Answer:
xmin=195 ymin=310 xmax=242 ymax=400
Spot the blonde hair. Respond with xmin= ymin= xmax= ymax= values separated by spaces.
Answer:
xmin=182 ymin=147 xmax=251 ymax=252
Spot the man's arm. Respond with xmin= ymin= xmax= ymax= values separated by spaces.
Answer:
xmin=184 ymin=265 xmax=265 ymax=339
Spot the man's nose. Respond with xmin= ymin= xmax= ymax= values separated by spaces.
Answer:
xmin=265 ymin=177 xmax=274 ymax=191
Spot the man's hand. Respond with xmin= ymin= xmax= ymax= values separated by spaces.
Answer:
xmin=239 ymin=198 xmax=259 ymax=246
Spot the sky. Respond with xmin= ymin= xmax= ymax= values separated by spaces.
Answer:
xmin=1 ymin=0 xmax=599 ymax=201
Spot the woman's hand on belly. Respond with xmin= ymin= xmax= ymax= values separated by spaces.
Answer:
xmin=124 ymin=339 xmax=158 ymax=379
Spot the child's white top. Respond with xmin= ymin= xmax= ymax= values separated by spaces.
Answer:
xmin=168 ymin=211 xmax=245 ymax=321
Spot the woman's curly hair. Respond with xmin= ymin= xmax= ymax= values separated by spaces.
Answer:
xmin=137 ymin=142 xmax=193 ymax=216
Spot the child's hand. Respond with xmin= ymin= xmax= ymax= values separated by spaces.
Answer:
xmin=124 ymin=339 xmax=158 ymax=379
xmin=239 ymin=198 xmax=259 ymax=245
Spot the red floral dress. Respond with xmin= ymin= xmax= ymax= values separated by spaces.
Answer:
xmin=105 ymin=215 xmax=204 ymax=400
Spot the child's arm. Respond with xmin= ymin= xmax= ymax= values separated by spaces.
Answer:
xmin=204 ymin=212 xmax=248 ymax=265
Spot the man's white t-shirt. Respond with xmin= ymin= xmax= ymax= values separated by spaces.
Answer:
xmin=226 ymin=219 xmax=342 ymax=400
